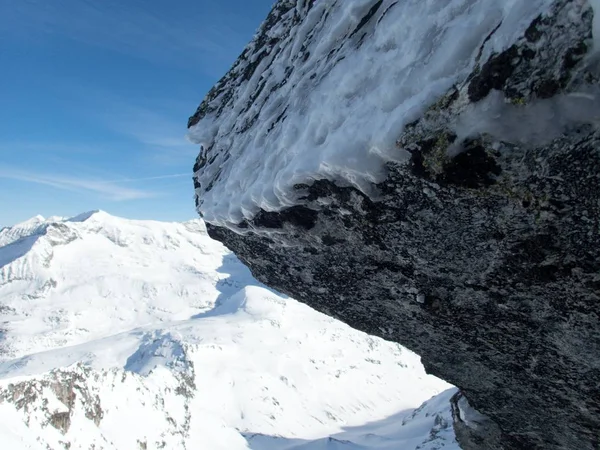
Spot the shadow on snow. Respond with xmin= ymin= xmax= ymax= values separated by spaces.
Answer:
xmin=191 ymin=252 xmax=287 ymax=319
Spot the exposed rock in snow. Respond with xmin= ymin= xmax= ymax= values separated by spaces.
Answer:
xmin=0 ymin=212 xmax=456 ymax=449
xmin=189 ymin=1 xmax=600 ymax=449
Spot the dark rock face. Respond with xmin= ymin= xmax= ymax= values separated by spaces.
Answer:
xmin=191 ymin=1 xmax=600 ymax=448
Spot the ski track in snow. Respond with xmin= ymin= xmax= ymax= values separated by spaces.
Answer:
xmin=0 ymin=211 xmax=458 ymax=449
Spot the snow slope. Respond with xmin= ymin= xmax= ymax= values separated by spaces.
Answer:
xmin=188 ymin=0 xmax=565 ymax=227
xmin=0 ymin=212 xmax=458 ymax=449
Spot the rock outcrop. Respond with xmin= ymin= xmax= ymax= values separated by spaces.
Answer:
xmin=189 ymin=1 xmax=600 ymax=448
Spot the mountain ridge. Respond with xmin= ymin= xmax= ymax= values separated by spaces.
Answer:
xmin=0 ymin=211 xmax=458 ymax=450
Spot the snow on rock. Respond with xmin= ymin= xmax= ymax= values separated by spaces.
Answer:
xmin=0 ymin=364 xmax=193 ymax=450
xmin=0 ymin=212 xmax=457 ymax=449
xmin=188 ymin=0 xmax=556 ymax=228
xmin=188 ymin=1 xmax=600 ymax=449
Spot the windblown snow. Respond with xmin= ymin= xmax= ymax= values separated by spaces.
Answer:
xmin=188 ymin=0 xmax=561 ymax=227
xmin=0 ymin=211 xmax=458 ymax=449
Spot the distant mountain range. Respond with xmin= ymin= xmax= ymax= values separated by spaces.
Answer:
xmin=0 ymin=211 xmax=457 ymax=449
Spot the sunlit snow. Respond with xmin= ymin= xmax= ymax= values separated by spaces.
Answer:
xmin=189 ymin=0 xmax=554 ymax=227
xmin=0 ymin=211 xmax=458 ymax=449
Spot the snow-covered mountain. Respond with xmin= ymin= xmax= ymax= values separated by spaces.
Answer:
xmin=0 ymin=211 xmax=458 ymax=450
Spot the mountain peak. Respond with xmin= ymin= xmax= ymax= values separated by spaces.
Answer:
xmin=11 ymin=214 xmax=45 ymax=229
xmin=66 ymin=210 xmax=103 ymax=222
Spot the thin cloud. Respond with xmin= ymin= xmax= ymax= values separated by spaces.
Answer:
xmin=3 ymin=0 xmax=249 ymax=73
xmin=107 ymin=111 xmax=195 ymax=151
xmin=103 ymin=173 xmax=190 ymax=183
xmin=0 ymin=142 xmax=104 ymax=156
xmin=0 ymin=167 xmax=158 ymax=201
xmin=76 ymin=94 xmax=200 ymax=162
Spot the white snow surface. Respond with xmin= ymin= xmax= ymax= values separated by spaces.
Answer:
xmin=0 ymin=211 xmax=458 ymax=449
xmin=189 ymin=0 xmax=554 ymax=227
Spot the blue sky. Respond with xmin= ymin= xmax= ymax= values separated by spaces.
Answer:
xmin=0 ymin=0 xmax=274 ymax=227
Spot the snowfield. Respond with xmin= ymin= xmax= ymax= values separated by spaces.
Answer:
xmin=0 ymin=211 xmax=458 ymax=449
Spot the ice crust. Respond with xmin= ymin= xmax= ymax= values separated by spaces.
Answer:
xmin=189 ymin=0 xmax=554 ymax=227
